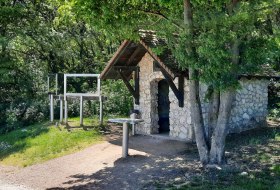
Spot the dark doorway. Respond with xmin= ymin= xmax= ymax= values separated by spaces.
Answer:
xmin=158 ymin=79 xmax=170 ymax=133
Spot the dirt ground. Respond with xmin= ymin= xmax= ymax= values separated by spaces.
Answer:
xmin=0 ymin=122 xmax=279 ymax=190
xmin=0 ymin=125 xmax=199 ymax=190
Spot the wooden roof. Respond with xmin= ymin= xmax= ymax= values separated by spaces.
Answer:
xmin=100 ymin=40 xmax=145 ymax=80
xmin=100 ymin=31 xmax=181 ymax=80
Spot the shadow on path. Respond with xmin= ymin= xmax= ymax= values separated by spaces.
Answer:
xmin=47 ymin=153 xmax=200 ymax=190
xmin=47 ymin=131 xmax=199 ymax=190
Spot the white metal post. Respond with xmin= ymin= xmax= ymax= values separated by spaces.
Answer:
xmin=122 ymin=122 xmax=129 ymax=158
xmin=64 ymin=100 xmax=68 ymax=125
xmin=97 ymin=77 xmax=101 ymax=96
xmin=80 ymin=96 xmax=83 ymax=126
xmin=99 ymin=97 xmax=103 ymax=126
xmin=60 ymin=99 xmax=63 ymax=123
xmin=50 ymin=94 xmax=54 ymax=122
xmin=55 ymin=74 xmax=58 ymax=95
xmin=64 ymin=74 xmax=67 ymax=101
xmin=47 ymin=76 xmax=50 ymax=92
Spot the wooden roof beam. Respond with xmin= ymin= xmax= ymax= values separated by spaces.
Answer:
xmin=100 ymin=40 xmax=131 ymax=80
xmin=139 ymin=40 xmax=175 ymax=79
xmin=113 ymin=66 xmax=139 ymax=71
xmin=117 ymin=69 xmax=140 ymax=104
xmin=160 ymin=66 xmax=184 ymax=107
xmin=127 ymin=45 xmax=145 ymax=66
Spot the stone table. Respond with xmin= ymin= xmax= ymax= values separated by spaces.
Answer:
xmin=108 ymin=118 xmax=144 ymax=158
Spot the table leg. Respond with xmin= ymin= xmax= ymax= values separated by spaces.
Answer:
xmin=122 ymin=122 xmax=129 ymax=158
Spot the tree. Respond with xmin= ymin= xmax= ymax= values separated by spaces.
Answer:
xmin=73 ymin=0 xmax=280 ymax=164
xmin=0 ymin=0 xmax=124 ymax=132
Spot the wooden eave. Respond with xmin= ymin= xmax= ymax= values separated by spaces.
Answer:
xmin=100 ymin=40 xmax=131 ymax=80
xmin=139 ymin=40 xmax=175 ymax=79
xmin=100 ymin=40 xmax=177 ymax=80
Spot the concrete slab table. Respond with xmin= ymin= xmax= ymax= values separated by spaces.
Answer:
xmin=108 ymin=118 xmax=144 ymax=158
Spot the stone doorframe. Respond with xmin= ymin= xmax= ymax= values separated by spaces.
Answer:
xmin=149 ymin=72 xmax=165 ymax=134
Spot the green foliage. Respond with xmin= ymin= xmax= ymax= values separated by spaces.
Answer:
xmin=1 ymin=0 xmax=278 ymax=134
xmin=272 ymin=164 xmax=280 ymax=175
xmin=268 ymin=80 xmax=280 ymax=118
xmin=102 ymin=80 xmax=134 ymax=116
xmin=0 ymin=0 xmax=131 ymax=133
xmin=5 ymin=109 xmax=21 ymax=132
xmin=73 ymin=0 xmax=280 ymax=91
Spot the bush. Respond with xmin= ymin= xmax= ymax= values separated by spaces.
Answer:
xmin=5 ymin=109 xmax=21 ymax=132
xmin=102 ymin=80 xmax=133 ymax=116
xmin=0 ymin=98 xmax=49 ymax=134
xmin=268 ymin=80 xmax=280 ymax=118
xmin=22 ymin=99 xmax=49 ymax=126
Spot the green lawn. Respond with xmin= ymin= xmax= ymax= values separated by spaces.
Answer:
xmin=0 ymin=117 xmax=105 ymax=167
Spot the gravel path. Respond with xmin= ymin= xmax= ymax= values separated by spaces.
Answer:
xmin=0 ymin=179 xmax=30 ymax=190
xmin=0 ymin=126 xmax=198 ymax=190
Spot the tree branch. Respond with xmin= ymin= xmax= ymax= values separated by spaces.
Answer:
xmin=138 ymin=9 xmax=184 ymax=31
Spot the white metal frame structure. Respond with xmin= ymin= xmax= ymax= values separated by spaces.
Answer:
xmin=63 ymin=74 xmax=102 ymax=126
xmin=48 ymin=73 xmax=104 ymax=126
xmin=47 ymin=73 xmax=58 ymax=95
xmin=47 ymin=74 xmax=59 ymax=123
xmin=64 ymin=74 xmax=101 ymax=99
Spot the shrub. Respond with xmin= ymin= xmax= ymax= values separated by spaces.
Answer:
xmin=5 ymin=108 xmax=22 ymax=133
xmin=268 ymin=80 xmax=280 ymax=119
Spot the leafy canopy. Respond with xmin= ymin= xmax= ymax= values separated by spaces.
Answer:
xmin=73 ymin=0 xmax=280 ymax=89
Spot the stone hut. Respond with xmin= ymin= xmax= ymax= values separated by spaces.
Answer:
xmin=100 ymin=32 xmax=277 ymax=141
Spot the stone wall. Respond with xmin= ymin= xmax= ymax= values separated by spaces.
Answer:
xmin=228 ymin=79 xmax=269 ymax=133
xmin=135 ymin=53 xmax=269 ymax=141
xmin=169 ymin=78 xmax=194 ymax=141
xmin=135 ymin=53 xmax=194 ymax=141
xmin=199 ymin=80 xmax=268 ymax=135
xmin=134 ymin=53 xmax=160 ymax=135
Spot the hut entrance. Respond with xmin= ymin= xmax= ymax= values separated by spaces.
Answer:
xmin=158 ymin=79 xmax=170 ymax=133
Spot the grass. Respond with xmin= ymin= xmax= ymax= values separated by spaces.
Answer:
xmin=0 ymin=117 xmax=105 ymax=167
xmin=175 ymin=174 xmax=280 ymax=190
xmin=169 ymin=123 xmax=280 ymax=190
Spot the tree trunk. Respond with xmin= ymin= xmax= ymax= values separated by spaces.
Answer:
xmin=209 ymin=89 xmax=235 ymax=164
xmin=209 ymin=3 xmax=240 ymax=163
xmin=189 ymin=69 xmax=209 ymax=164
xmin=207 ymin=88 xmax=220 ymax=145
xmin=184 ymin=0 xmax=209 ymax=164
xmin=183 ymin=0 xmax=240 ymax=165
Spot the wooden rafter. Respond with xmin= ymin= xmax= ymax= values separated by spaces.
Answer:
xmin=158 ymin=62 xmax=184 ymax=107
xmin=134 ymin=66 xmax=140 ymax=105
xmin=139 ymin=40 xmax=175 ymax=79
xmin=113 ymin=66 xmax=138 ymax=71
xmin=117 ymin=67 xmax=140 ymax=105
xmin=127 ymin=46 xmax=144 ymax=65
xmin=100 ymin=40 xmax=131 ymax=80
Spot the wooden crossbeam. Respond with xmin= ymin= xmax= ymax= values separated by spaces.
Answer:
xmin=117 ymin=68 xmax=140 ymax=105
xmin=139 ymin=40 xmax=175 ymax=79
xmin=158 ymin=63 xmax=184 ymax=107
xmin=134 ymin=67 xmax=140 ymax=105
xmin=100 ymin=40 xmax=131 ymax=79
xmin=127 ymin=46 xmax=144 ymax=65
xmin=113 ymin=66 xmax=138 ymax=71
